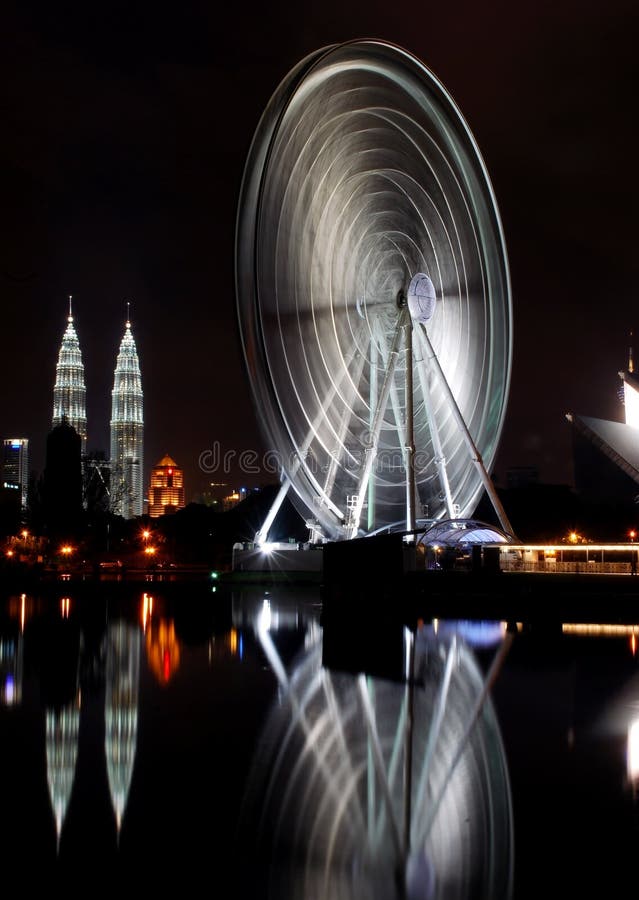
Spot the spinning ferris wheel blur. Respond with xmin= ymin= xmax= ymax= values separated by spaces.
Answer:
xmin=236 ymin=40 xmax=514 ymax=544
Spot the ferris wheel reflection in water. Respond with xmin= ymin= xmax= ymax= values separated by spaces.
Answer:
xmin=238 ymin=593 xmax=515 ymax=900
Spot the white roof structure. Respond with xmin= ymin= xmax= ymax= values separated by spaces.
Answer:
xmin=417 ymin=518 xmax=515 ymax=547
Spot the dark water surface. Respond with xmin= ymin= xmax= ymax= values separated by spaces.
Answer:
xmin=1 ymin=581 xmax=638 ymax=897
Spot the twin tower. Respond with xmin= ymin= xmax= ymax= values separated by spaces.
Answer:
xmin=52 ymin=297 xmax=144 ymax=519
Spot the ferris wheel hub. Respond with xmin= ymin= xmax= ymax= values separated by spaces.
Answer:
xmin=407 ymin=273 xmax=437 ymax=324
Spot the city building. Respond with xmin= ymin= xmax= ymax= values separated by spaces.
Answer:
xmin=52 ymin=297 xmax=87 ymax=455
xmin=83 ymin=450 xmax=111 ymax=516
xmin=223 ymin=487 xmax=248 ymax=511
xmin=2 ymin=438 xmax=29 ymax=511
xmin=566 ymin=333 xmax=639 ymax=507
xmin=110 ymin=312 xmax=144 ymax=519
xmin=148 ymin=455 xmax=185 ymax=517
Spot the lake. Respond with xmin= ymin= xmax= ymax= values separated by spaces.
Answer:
xmin=1 ymin=579 xmax=638 ymax=897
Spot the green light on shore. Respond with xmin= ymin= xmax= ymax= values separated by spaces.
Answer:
xmin=211 ymin=571 xmax=219 ymax=579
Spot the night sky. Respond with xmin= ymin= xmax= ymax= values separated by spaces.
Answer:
xmin=2 ymin=0 xmax=638 ymax=502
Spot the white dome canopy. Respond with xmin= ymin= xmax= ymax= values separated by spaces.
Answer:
xmin=417 ymin=518 xmax=514 ymax=547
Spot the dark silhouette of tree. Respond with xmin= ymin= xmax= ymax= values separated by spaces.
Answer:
xmin=43 ymin=421 xmax=83 ymax=542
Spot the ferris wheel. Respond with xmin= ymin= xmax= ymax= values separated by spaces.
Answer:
xmin=236 ymin=40 xmax=513 ymax=543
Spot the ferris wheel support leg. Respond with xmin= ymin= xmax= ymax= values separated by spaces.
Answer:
xmin=255 ymin=477 xmax=291 ymax=545
xmin=374 ymin=690 xmax=409 ymax=848
xmin=418 ymin=324 xmax=515 ymax=537
xmin=348 ymin=311 xmax=407 ymax=539
xmin=366 ymin=678 xmax=377 ymax=844
xmin=414 ymin=334 xmax=456 ymax=518
xmin=402 ymin=629 xmax=415 ymax=854
xmin=367 ymin=332 xmax=378 ymax=532
xmin=416 ymin=632 xmax=514 ymax=849
xmin=357 ymin=674 xmax=405 ymax=865
xmin=404 ymin=321 xmax=417 ymax=534
xmin=413 ymin=636 xmax=457 ymax=839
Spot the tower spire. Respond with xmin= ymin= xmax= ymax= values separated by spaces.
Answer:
xmin=126 ymin=300 xmax=130 ymax=327
xmin=68 ymin=294 xmax=73 ymax=323
xmin=629 ymin=329 xmax=634 ymax=375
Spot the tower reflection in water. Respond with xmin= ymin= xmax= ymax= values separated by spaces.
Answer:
xmin=0 ymin=591 xmax=183 ymax=855
xmin=105 ymin=620 xmax=140 ymax=835
xmin=46 ymin=697 xmax=80 ymax=849
xmin=42 ymin=614 xmax=142 ymax=846
xmin=239 ymin=597 xmax=514 ymax=900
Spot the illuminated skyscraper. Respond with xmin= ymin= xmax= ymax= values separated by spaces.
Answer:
xmin=2 ymin=438 xmax=29 ymax=511
xmin=52 ymin=297 xmax=87 ymax=454
xmin=110 ymin=311 xmax=144 ymax=518
xmin=148 ymin=455 xmax=185 ymax=517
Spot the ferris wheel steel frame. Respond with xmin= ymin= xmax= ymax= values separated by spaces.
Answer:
xmin=236 ymin=40 xmax=514 ymax=544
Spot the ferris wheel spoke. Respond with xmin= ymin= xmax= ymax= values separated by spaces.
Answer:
xmin=255 ymin=477 xmax=291 ymax=544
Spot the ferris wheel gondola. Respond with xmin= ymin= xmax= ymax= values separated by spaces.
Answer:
xmin=236 ymin=40 xmax=514 ymax=543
